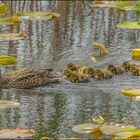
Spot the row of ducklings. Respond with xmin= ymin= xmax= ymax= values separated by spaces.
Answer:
xmin=63 ymin=62 xmax=140 ymax=83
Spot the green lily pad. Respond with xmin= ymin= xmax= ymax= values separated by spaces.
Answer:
xmin=15 ymin=12 xmax=60 ymax=20
xmin=112 ymin=129 xmax=140 ymax=139
xmin=72 ymin=123 xmax=135 ymax=135
xmin=0 ymin=32 xmax=27 ymax=41
xmin=0 ymin=55 xmax=17 ymax=66
xmin=0 ymin=129 xmax=35 ymax=139
xmin=117 ymin=22 xmax=140 ymax=29
xmin=0 ymin=100 xmax=20 ymax=109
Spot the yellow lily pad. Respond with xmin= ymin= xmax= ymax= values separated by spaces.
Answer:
xmin=15 ymin=12 xmax=60 ymax=20
xmin=72 ymin=123 xmax=135 ymax=135
xmin=0 ymin=55 xmax=17 ymax=66
xmin=112 ymin=129 xmax=140 ymax=139
xmin=0 ymin=16 xmax=19 ymax=27
xmin=0 ymin=32 xmax=27 ymax=41
xmin=121 ymin=88 xmax=140 ymax=98
xmin=117 ymin=22 xmax=140 ymax=29
xmin=0 ymin=129 xmax=35 ymax=139
xmin=0 ymin=100 xmax=20 ymax=109
xmin=0 ymin=3 xmax=7 ymax=16
xmin=131 ymin=49 xmax=140 ymax=61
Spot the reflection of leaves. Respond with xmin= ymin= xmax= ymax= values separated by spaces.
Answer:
xmin=15 ymin=12 xmax=60 ymax=20
xmin=0 ymin=56 xmax=17 ymax=66
xmin=112 ymin=129 xmax=140 ymax=139
xmin=0 ymin=3 xmax=6 ymax=16
xmin=117 ymin=22 xmax=140 ymax=29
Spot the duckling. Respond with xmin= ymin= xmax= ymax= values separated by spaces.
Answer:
xmin=122 ymin=61 xmax=130 ymax=72
xmin=67 ymin=63 xmax=77 ymax=71
xmin=129 ymin=64 xmax=140 ymax=76
xmin=63 ymin=69 xmax=72 ymax=79
xmin=107 ymin=64 xmax=124 ymax=74
xmin=94 ymin=69 xmax=104 ymax=80
xmin=69 ymin=73 xmax=81 ymax=83
xmin=87 ymin=68 xmax=95 ymax=78
xmin=103 ymin=70 xmax=113 ymax=79
xmin=0 ymin=68 xmax=61 ymax=89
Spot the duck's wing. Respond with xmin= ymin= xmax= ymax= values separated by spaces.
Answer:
xmin=0 ymin=76 xmax=11 ymax=88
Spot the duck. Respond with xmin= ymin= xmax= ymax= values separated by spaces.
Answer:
xmin=66 ymin=63 xmax=77 ymax=71
xmin=0 ymin=68 xmax=61 ymax=89
xmin=122 ymin=61 xmax=131 ymax=72
xmin=107 ymin=64 xmax=124 ymax=74
xmin=103 ymin=70 xmax=113 ymax=79
xmin=129 ymin=64 xmax=140 ymax=76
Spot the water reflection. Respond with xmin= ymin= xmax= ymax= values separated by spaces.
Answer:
xmin=0 ymin=0 xmax=140 ymax=138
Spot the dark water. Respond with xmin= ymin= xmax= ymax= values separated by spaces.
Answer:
xmin=0 ymin=1 xmax=140 ymax=139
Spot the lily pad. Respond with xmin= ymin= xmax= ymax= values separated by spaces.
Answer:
xmin=117 ymin=22 xmax=140 ymax=29
xmin=0 ymin=3 xmax=6 ymax=16
xmin=0 ymin=100 xmax=20 ymax=109
xmin=15 ymin=12 xmax=60 ymax=20
xmin=121 ymin=88 xmax=140 ymax=98
xmin=72 ymin=123 xmax=135 ymax=135
xmin=0 ymin=32 xmax=27 ymax=41
xmin=112 ymin=129 xmax=140 ymax=139
xmin=0 ymin=16 xmax=19 ymax=27
xmin=0 ymin=129 xmax=35 ymax=139
xmin=0 ymin=56 xmax=17 ymax=66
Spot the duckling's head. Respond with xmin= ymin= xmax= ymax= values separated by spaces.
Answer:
xmin=122 ymin=61 xmax=130 ymax=71
xmin=88 ymin=68 xmax=94 ymax=77
xmin=94 ymin=69 xmax=103 ymax=80
xmin=69 ymin=73 xmax=80 ymax=83
xmin=67 ymin=63 xmax=76 ymax=71
xmin=130 ymin=64 xmax=138 ymax=74
xmin=63 ymin=69 xmax=72 ymax=79
xmin=107 ymin=64 xmax=115 ymax=72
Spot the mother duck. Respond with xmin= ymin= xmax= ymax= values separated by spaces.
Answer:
xmin=0 ymin=68 xmax=61 ymax=89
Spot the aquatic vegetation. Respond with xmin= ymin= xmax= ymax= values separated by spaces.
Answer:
xmin=0 ymin=3 xmax=6 ymax=16
xmin=93 ymin=42 xmax=109 ymax=55
xmin=0 ymin=31 xmax=27 ymax=41
xmin=131 ymin=49 xmax=140 ymax=61
xmin=15 ymin=11 xmax=60 ymax=20
xmin=0 ymin=100 xmax=20 ymax=109
xmin=121 ymin=88 xmax=140 ymax=98
xmin=112 ymin=129 xmax=140 ymax=139
xmin=0 ymin=15 xmax=19 ymax=27
xmin=117 ymin=22 xmax=140 ymax=29
xmin=0 ymin=55 xmax=16 ymax=66
xmin=0 ymin=129 xmax=35 ymax=139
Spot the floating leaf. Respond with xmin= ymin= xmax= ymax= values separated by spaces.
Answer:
xmin=0 ymin=129 xmax=35 ymax=139
xmin=93 ymin=42 xmax=109 ymax=55
xmin=131 ymin=49 xmax=140 ymax=61
xmin=0 ymin=100 xmax=20 ymax=109
xmin=117 ymin=22 xmax=140 ymax=29
xmin=112 ymin=129 xmax=140 ymax=139
xmin=15 ymin=12 xmax=60 ymax=20
xmin=0 ymin=32 xmax=27 ymax=41
xmin=0 ymin=16 xmax=19 ymax=27
xmin=40 ymin=137 xmax=50 ymax=140
xmin=0 ymin=3 xmax=6 ymax=16
xmin=121 ymin=88 xmax=140 ymax=98
xmin=92 ymin=116 xmax=105 ymax=125
xmin=0 ymin=55 xmax=17 ymax=66
xmin=89 ymin=127 xmax=103 ymax=138
xmin=72 ymin=123 xmax=135 ymax=135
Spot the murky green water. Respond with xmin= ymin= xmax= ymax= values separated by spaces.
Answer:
xmin=0 ymin=1 xmax=140 ymax=139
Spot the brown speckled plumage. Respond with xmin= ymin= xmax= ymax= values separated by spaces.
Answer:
xmin=0 ymin=68 xmax=60 ymax=89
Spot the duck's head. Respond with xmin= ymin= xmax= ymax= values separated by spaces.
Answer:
xmin=63 ymin=69 xmax=72 ymax=79
xmin=69 ymin=73 xmax=80 ymax=83
xmin=88 ymin=68 xmax=94 ymax=77
xmin=67 ymin=63 xmax=76 ymax=71
xmin=122 ymin=61 xmax=130 ymax=72
xmin=107 ymin=64 xmax=115 ymax=72
xmin=94 ymin=69 xmax=104 ymax=80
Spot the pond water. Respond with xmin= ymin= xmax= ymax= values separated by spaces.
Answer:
xmin=0 ymin=1 xmax=140 ymax=139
